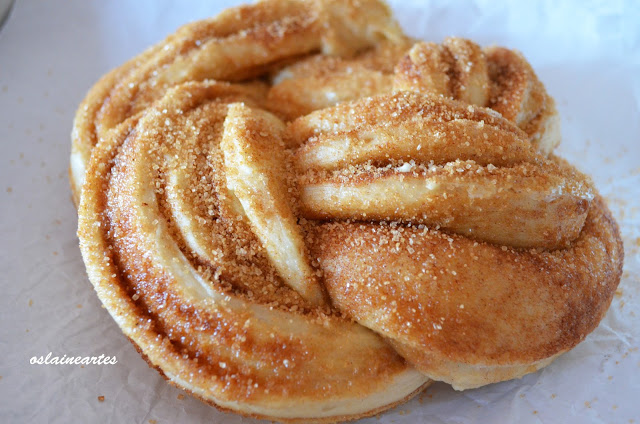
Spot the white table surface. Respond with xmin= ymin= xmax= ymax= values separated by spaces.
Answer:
xmin=1 ymin=1 xmax=639 ymax=423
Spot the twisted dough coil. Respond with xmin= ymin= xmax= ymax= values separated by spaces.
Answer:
xmin=79 ymin=81 xmax=429 ymax=422
xmin=265 ymin=38 xmax=415 ymax=120
xmin=72 ymin=0 xmax=623 ymax=422
xmin=394 ymin=38 xmax=561 ymax=153
xmin=292 ymin=92 xmax=590 ymax=249
xmin=70 ymin=0 xmax=404 ymax=205
xmin=289 ymin=91 xmax=621 ymax=389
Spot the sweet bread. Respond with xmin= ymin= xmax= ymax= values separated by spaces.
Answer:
xmin=78 ymin=79 xmax=429 ymax=423
xmin=292 ymin=92 xmax=590 ymax=248
xmin=71 ymin=0 xmax=623 ymax=422
xmin=394 ymin=38 xmax=561 ymax=153
xmin=266 ymin=38 xmax=414 ymax=120
xmin=70 ymin=0 xmax=404 ymax=205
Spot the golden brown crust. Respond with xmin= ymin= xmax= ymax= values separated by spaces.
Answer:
xmin=394 ymin=38 xmax=561 ymax=154
xmin=292 ymin=92 xmax=592 ymax=248
xmin=78 ymin=80 xmax=428 ymax=422
xmin=71 ymin=0 xmax=623 ymax=421
xmin=266 ymin=38 xmax=414 ymax=120
xmin=70 ymin=44 xmax=160 ymax=206
xmin=70 ymin=0 xmax=404 ymax=201
xmin=126 ymin=329 xmax=432 ymax=424
xmin=309 ymin=195 xmax=623 ymax=389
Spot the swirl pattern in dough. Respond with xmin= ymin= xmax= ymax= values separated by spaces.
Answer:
xmin=72 ymin=0 xmax=623 ymax=422
xmin=70 ymin=0 xmax=404 ymax=205
xmin=79 ymin=81 xmax=429 ymax=422
xmin=394 ymin=38 xmax=561 ymax=153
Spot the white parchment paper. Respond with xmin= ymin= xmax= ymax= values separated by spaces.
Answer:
xmin=1 ymin=1 xmax=639 ymax=423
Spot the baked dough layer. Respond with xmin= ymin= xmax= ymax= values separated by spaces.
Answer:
xmin=310 ymin=195 xmax=623 ymax=390
xmin=71 ymin=0 xmax=623 ymax=422
xmin=78 ymin=81 xmax=429 ymax=422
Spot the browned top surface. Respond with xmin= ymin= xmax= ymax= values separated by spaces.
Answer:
xmin=310 ymin=195 xmax=623 ymax=364
xmin=72 ymin=0 xmax=623 ymax=421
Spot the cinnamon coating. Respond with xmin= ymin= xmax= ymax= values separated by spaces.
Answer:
xmin=394 ymin=38 xmax=561 ymax=154
xmin=71 ymin=0 xmax=623 ymax=422
xmin=266 ymin=38 xmax=414 ymax=120
xmin=79 ymin=81 xmax=428 ymax=422
xmin=310 ymin=195 xmax=622 ymax=390
xmin=293 ymin=92 xmax=592 ymax=248
xmin=70 ymin=0 xmax=404 ymax=205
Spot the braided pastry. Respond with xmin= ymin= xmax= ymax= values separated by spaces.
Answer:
xmin=294 ymin=92 xmax=621 ymax=389
xmin=292 ymin=92 xmax=589 ymax=248
xmin=394 ymin=38 xmax=561 ymax=154
xmin=266 ymin=38 xmax=414 ymax=120
xmin=70 ymin=0 xmax=404 ymax=205
xmin=71 ymin=0 xmax=623 ymax=422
